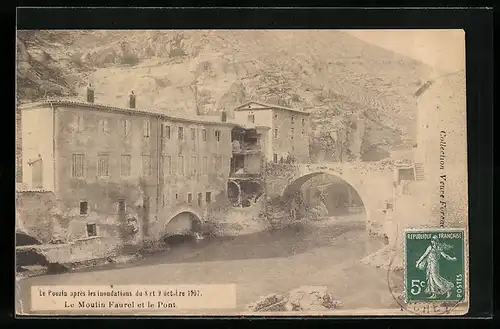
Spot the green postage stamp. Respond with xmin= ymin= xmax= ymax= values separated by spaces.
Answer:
xmin=404 ymin=229 xmax=466 ymax=303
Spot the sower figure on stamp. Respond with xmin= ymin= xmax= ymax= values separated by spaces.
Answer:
xmin=415 ymin=235 xmax=457 ymax=299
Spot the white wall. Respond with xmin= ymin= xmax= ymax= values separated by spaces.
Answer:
xmin=21 ymin=107 xmax=54 ymax=191
xmin=234 ymin=108 xmax=273 ymax=127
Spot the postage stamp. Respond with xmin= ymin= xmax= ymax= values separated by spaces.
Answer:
xmin=404 ymin=229 xmax=465 ymax=303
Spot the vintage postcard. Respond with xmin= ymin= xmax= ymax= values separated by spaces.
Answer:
xmin=15 ymin=29 xmax=468 ymax=316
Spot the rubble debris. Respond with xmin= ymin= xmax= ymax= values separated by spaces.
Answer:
xmin=111 ymin=254 xmax=142 ymax=264
xmin=247 ymin=287 xmax=343 ymax=312
xmin=16 ymin=265 xmax=48 ymax=279
xmin=360 ymin=245 xmax=404 ymax=271
xmin=246 ymin=293 xmax=288 ymax=312
xmin=286 ymin=286 xmax=343 ymax=311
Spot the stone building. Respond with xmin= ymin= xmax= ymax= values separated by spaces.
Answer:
xmin=387 ymin=70 xmax=468 ymax=244
xmin=17 ymin=90 xmax=238 ymax=257
xmin=233 ymin=101 xmax=311 ymax=164
xmin=16 ymin=87 xmax=315 ymax=261
xmin=413 ymin=70 xmax=468 ymax=228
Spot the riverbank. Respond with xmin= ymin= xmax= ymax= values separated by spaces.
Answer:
xmin=17 ymin=227 xmax=400 ymax=315
xmin=16 ymin=214 xmax=374 ymax=279
xmin=16 ymin=215 xmax=404 ymax=315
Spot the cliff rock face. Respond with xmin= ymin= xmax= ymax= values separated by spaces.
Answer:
xmin=16 ymin=30 xmax=435 ymax=182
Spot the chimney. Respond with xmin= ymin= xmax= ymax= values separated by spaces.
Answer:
xmin=86 ymin=83 xmax=94 ymax=103
xmin=129 ymin=91 xmax=136 ymax=109
xmin=221 ymin=109 xmax=227 ymax=122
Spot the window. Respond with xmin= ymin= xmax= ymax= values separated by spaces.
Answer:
xmin=142 ymin=155 xmax=151 ymax=176
xmin=97 ymin=154 xmax=109 ymax=177
xmin=187 ymin=193 xmax=193 ymax=204
xmin=178 ymin=127 xmax=184 ymax=140
xmin=118 ymin=200 xmax=126 ymax=212
xmin=175 ymin=193 xmax=179 ymax=201
xmin=76 ymin=115 xmax=84 ymax=132
xmin=191 ymin=155 xmax=197 ymax=175
xmin=398 ymin=168 xmax=415 ymax=182
xmin=273 ymin=153 xmax=278 ymax=163
xmin=171 ymin=156 xmax=177 ymax=175
xmin=291 ymin=116 xmax=294 ymax=124
xmin=163 ymin=125 xmax=171 ymax=139
xmin=197 ymin=193 xmax=203 ymax=207
xmin=178 ymin=156 xmax=185 ymax=175
xmin=202 ymin=129 xmax=207 ymax=142
xmin=163 ymin=191 xmax=168 ymax=207
xmin=99 ymin=119 xmax=109 ymax=133
xmin=248 ymin=114 xmax=255 ymax=123
xmin=119 ymin=155 xmax=131 ymax=177
xmin=80 ymin=201 xmax=88 ymax=215
xmin=290 ymin=128 xmax=294 ymax=140
xmin=214 ymin=156 xmax=222 ymax=170
xmin=215 ymin=130 xmax=221 ymax=142
xmin=31 ymin=158 xmax=43 ymax=188
xmin=86 ymin=223 xmax=97 ymax=237
xmin=191 ymin=128 xmax=196 ymax=141
xmin=159 ymin=156 xmax=164 ymax=177
xmin=165 ymin=156 xmax=172 ymax=175
xmin=302 ymin=118 xmax=305 ymax=126
xmin=202 ymin=156 xmax=208 ymax=174
xmin=273 ymin=113 xmax=278 ymax=120
xmin=302 ymin=129 xmax=306 ymax=136
xmin=273 ymin=129 xmax=278 ymax=139
xmin=123 ymin=120 xmax=131 ymax=136
xmin=72 ymin=154 xmax=85 ymax=177
xmin=143 ymin=120 xmax=150 ymax=137
xmin=205 ymin=192 xmax=212 ymax=204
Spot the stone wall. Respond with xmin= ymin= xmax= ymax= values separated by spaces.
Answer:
xmin=367 ymin=71 xmax=468 ymax=270
xmin=261 ymin=161 xmax=394 ymax=237
xmin=16 ymin=191 xmax=60 ymax=244
xmin=412 ymin=70 xmax=468 ymax=229
xmin=271 ymin=109 xmax=310 ymax=163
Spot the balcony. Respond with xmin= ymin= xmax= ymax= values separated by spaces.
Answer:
xmin=229 ymin=170 xmax=262 ymax=179
xmin=232 ymin=141 xmax=262 ymax=155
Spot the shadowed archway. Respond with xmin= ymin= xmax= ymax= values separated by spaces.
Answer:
xmin=282 ymin=170 xmax=372 ymax=226
xmin=16 ymin=232 xmax=42 ymax=247
xmin=164 ymin=209 xmax=203 ymax=237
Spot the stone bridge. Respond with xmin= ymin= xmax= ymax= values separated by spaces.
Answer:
xmin=154 ymin=205 xmax=204 ymax=240
xmin=270 ymin=162 xmax=395 ymax=237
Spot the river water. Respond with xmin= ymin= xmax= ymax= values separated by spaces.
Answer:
xmin=17 ymin=214 xmax=398 ymax=314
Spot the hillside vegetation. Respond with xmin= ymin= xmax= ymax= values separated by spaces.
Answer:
xmin=16 ymin=30 xmax=435 ymax=179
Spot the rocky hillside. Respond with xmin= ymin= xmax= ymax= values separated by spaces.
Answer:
xmin=16 ymin=30 xmax=435 ymax=178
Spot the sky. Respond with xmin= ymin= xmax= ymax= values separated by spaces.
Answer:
xmin=344 ymin=30 xmax=465 ymax=74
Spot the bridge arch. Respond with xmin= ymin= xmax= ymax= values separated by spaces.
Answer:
xmin=163 ymin=207 xmax=203 ymax=237
xmin=227 ymin=180 xmax=242 ymax=206
xmin=15 ymin=231 xmax=43 ymax=247
xmin=281 ymin=168 xmax=375 ymax=227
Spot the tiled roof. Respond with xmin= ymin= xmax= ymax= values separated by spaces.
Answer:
xmin=414 ymin=70 xmax=466 ymax=98
xmin=234 ymin=100 xmax=310 ymax=115
xmin=18 ymin=98 xmax=244 ymax=127
xmin=16 ymin=188 xmax=53 ymax=193
xmin=414 ymin=81 xmax=434 ymax=98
